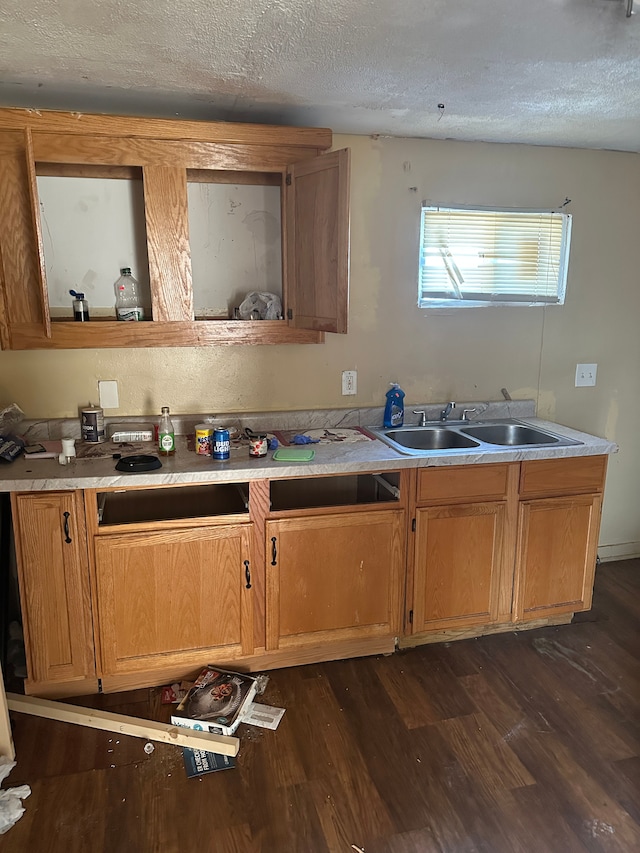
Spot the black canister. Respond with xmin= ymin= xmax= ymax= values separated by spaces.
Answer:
xmin=81 ymin=406 xmax=105 ymax=442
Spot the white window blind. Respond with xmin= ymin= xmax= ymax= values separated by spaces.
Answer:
xmin=418 ymin=206 xmax=572 ymax=307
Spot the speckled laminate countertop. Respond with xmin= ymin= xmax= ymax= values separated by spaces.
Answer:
xmin=0 ymin=416 xmax=617 ymax=493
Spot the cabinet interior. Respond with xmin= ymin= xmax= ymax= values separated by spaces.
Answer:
xmin=97 ymin=483 xmax=249 ymax=526
xmin=36 ymin=163 xmax=283 ymax=322
xmin=269 ymin=472 xmax=400 ymax=511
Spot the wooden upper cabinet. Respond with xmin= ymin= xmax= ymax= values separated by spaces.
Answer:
xmin=0 ymin=108 xmax=349 ymax=349
xmin=285 ymin=149 xmax=350 ymax=334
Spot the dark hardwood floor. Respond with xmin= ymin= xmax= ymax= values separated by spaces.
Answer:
xmin=1 ymin=559 xmax=638 ymax=853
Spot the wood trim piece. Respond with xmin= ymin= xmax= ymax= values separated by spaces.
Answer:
xmin=248 ymin=479 xmax=271 ymax=650
xmin=98 ymin=636 xmax=397 ymax=693
xmin=32 ymin=134 xmax=321 ymax=172
xmin=142 ymin=165 xmax=193 ymax=321
xmin=398 ymin=612 xmax=574 ymax=648
xmin=6 ymin=692 xmax=239 ymax=756
xmin=0 ymin=663 xmax=14 ymax=760
xmin=9 ymin=320 xmax=323 ymax=348
xmin=0 ymin=108 xmax=332 ymax=150
xmin=23 ymin=129 xmax=51 ymax=337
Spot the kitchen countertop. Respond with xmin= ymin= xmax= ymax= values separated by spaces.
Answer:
xmin=0 ymin=416 xmax=617 ymax=492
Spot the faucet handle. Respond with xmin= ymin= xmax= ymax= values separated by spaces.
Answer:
xmin=412 ymin=410 xmax=427 ymax=426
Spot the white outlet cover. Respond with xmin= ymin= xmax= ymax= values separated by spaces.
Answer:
xmin=575 ymin=363 xmax=597 ymax=387
xmin=341 ymin=370 xmax=357 ymax=395
xmin=99 ymin=379 xmax=120 ymax=409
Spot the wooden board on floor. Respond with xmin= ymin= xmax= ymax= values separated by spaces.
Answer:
xmin=6 ymin=692 xmax=238 ymax=757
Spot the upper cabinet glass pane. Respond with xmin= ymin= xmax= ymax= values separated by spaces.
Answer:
xmin=187 ymin=180 xmax=282 ymax=320
xmin=36 ymin=172 xmax=151 ymax=319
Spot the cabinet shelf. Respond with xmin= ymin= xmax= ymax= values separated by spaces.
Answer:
xmin=96 ymin=483 xmax=249 ymax=527
xmin=269 ymin=472 xmax=401 ymax=512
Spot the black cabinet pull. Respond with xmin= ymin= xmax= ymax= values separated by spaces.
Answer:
xmin=244 ymin=560 xmax=252 ymax=589
xmin=62 ymin=511 xmax=72 ymax=543
xmin=271 ymin=536 xmax=277 ymax=565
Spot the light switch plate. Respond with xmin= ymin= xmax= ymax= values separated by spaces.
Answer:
xmin=99 ymin=380 xmax=120 ymax=409
xmin=575 ymin=363 xmax=597 ymax=387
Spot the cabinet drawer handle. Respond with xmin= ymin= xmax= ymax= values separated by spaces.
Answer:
xmin=244 ymin=560 xmax=252 ymax=590
xmin=271 ymin=536 xmax=277 ymax=565
xmin=62 ymin=511 xmax=72 ymax=543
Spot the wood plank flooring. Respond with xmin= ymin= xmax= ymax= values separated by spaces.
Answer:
xmin=1 ymin=559 xmax=638 ymax=852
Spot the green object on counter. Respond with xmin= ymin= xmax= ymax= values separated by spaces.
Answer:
xmin=272 ymin=447 xmax=315 ymax=461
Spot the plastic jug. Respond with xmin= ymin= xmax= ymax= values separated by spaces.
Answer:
xmin=383 ymin=383 xmax=405 ymax=428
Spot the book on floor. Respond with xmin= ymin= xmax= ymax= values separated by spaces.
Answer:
xmin=182 ymin=748 xmax=235 ymax=778
xmin=171 ymin=666 xmax=259 ymax=737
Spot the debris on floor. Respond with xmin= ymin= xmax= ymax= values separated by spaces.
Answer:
xmin=0 ymin=755 xmax=31 ymax=835
xmin=169 ymin=666 xmax=283 ymax=778
xmin=160 ymin=682 xmax=190 ymax=704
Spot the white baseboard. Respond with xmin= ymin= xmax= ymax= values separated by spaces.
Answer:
xmin=598 ymin=542 xmax=640 ymax=563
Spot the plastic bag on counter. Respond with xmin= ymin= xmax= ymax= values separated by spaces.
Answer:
xmin=0 ymin=404 xmax=24 ymax=436
xmin=0 ymin=435 xmax=25 ymax=464
xmin=238 ymin=292 xmax=282 ymax=320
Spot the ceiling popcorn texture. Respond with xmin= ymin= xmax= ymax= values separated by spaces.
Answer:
xmin=1 ymin=0 xmax=639 ymax=151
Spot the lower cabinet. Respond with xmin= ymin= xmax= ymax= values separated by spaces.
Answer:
xmin=408 ymin=456 xmax=607 ymax=642
xmin=265 ymin=509 xmax=405 ymax=650
xmin=412 ymin=501 xmax=507 ymax=632
xmin=11 ymin=491 xmax=96 ymax=694
xmin=9 ymin=457 xmax=608 ymax=696
xmin=93 ymin=523 xmax=254 ymax=676
xmin=513 ymin=457 xmax=605 ymax=621
xmin=410 ymin=463 xmax=515 ymax=635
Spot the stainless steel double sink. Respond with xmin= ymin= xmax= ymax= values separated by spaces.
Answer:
xmin=368 ymin=419 xmax=583 ymax=456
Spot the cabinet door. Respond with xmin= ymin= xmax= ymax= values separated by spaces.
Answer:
xmin=94 ymin=523 xmax=253 ymax=675
xmin=0 ymin=131 xmax=48 ymax=348
xmin=285 ymin=148 xmax=350 ymax=333
xmin=412 ymin=502 xmax=507 ymax=633
xmin=513 ymin=494 xmax=602 ymax=621
xmin=11 ymin=492 xmax=95 ymax=689
xmin=265 ymin=509 xmax=404 ymax=650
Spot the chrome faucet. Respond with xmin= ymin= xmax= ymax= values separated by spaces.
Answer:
xmin=440 ymin=401 xmax=456 ymax=421
xmin=413 ymin=410 xmax=428 ymax=426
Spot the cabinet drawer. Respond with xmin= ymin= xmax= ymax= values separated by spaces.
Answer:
xmin=520 ymin=456 xmax=607 ymax=498
xmin=417 ymin=464 xmax=511 ymax=504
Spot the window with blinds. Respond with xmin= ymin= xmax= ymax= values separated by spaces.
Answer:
xmin=418 ymin=206 xmax=572 ymax=307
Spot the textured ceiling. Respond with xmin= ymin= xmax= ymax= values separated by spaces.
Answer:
xmin=1 ymin=0 xmax=639 ymax=152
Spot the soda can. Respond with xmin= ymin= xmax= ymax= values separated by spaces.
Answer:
xmin=212 ymin=427 xmax=230 ymax=460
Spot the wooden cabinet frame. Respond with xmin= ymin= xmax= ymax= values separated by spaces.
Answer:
xmin=0 ymin=108 xmax=350 ymax=349
xmin=11 ymin=490 xmax=97 ymax=696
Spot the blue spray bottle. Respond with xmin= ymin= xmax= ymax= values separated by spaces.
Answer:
xmin=383 ymin=383 xmax=405 ymax=428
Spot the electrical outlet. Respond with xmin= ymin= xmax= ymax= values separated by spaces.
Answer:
xmin=98 ymin=380 xmax=120 ymax=409
xmin=575 ymin=363 xmax=597 ymax=387
xmin=341 ymin=370 xmax=357 ymax=395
